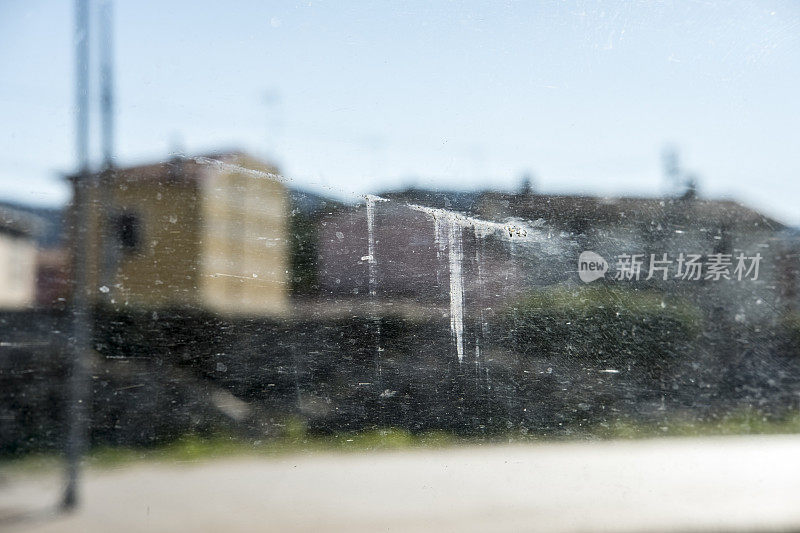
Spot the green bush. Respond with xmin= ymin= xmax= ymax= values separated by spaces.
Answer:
xmin=502 ymin=286 xmax=701 ymax=377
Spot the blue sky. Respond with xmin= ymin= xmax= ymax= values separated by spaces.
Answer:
xmin=1 ymin=1 xmax=799 ymax=224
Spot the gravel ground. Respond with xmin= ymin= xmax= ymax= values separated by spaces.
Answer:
xmin=2 ymin=435 xmax=800 ymax=532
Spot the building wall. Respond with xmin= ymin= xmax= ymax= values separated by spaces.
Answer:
xmin=198 ymin=154 xmax=289 ymax=316
xmin=317 ymin=203 xmax=441 ymax=299
xmin=0 ymin=232 xmax=37 ymax=309
xmin=104 ymin=171 xmax=203 ymax=309
xmin=317 ymin=202 xmax=530 ymax=306
xmin=35 ymin=247 xmax=70 ymax=308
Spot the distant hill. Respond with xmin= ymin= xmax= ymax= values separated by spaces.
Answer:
xmin=0 ymin=201 xmax=64 ymax=248
xmin=288 ymin=188 xmax=344 ymax=218
xmin=376 ymin=187 xmax=485 ymax=214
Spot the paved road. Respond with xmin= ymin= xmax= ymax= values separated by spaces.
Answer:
xmin=2 ymin=435 xmax=800 ymax=532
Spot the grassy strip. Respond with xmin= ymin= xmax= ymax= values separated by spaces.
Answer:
xmin=592 ymin=409 xmax=800 ymax=440
xmin=0 ymin=426 xmax=458 ymax=474
xmin=5 ymin=409 xmax=800 ymax=474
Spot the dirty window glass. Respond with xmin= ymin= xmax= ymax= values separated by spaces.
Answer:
xmin=1 ymin=1 xmax=799 ymax=531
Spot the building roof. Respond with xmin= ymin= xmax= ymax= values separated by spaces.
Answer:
xmin=478 ymin=192 xmax=785 ymax=233
xmin=367 ymin=187 xmax=784 ymax=233
xmin=66 ymin=151 xmax=280 ymax=184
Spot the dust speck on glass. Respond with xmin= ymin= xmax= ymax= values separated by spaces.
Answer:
xmin=1 ymin=1 xmax=799 ymax=530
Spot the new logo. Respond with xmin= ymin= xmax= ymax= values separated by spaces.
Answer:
xmin=578 ymin=251 xmax=608 ymax=283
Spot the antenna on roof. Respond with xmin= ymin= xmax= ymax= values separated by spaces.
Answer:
xmin=518 ymin=172 xmax=535 ymax=195
xmin=262 ymin=88 xmax=282 ymax=162
xmin=662 ymin=145 xmax=700 ymax=200
xmin=169 ymin=132 xmax=185 ymax=159
xmin=661 ymin=145 xmax=681 ymax=194
xmin=682 ymin=174 xmax=698 ymax=201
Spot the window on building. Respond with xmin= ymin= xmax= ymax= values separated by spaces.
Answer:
xmin=114 ymin=213 xmax=140 ymax=252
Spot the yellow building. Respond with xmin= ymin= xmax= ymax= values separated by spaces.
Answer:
xmin=69 ymin=152 xmax=289 ymax=316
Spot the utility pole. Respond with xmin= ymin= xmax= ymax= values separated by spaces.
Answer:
xmin=98 ymin=0 xmax=117 ymax=298
xmin=100 ymin=0 xmax=114 ymax=169
xmin=63 ymin=0 xmax=93 ymax=511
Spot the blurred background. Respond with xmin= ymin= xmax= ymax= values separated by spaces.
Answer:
xmin=1 ymin=1 xmax=800 ymax=531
